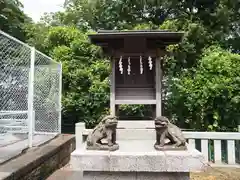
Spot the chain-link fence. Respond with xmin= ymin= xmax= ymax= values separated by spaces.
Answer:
xmin=0 ymin=30 xmax=62 ymax=148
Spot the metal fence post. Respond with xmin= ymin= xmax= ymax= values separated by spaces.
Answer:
xmin=27 ymin=47 xmax=35 ymax=148
xmin=58 ymin=63 xmax=62 ymax=134
xmin=33 ymin=110 xmax=35 ymax=133
xmin=238 ymin=124 xmax=240 ymax=163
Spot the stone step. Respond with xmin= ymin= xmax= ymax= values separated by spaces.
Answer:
xmin=83 ymin=128 xmax=155 ymax=140
xmin=76 ymin=122 xmax=196 ymax=149
xmin=117 ymin=120 xmax=194 ymax=131
xmin=82 ymin=128 xmax=196 ymax=141
xmin=46 ymin=165 xmax=82 ymax=180
xmin=117 ymin=120 xmax=154 ymax=129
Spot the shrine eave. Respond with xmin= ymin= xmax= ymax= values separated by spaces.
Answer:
xmin=88 ymin=30 xmax=184 ymax=47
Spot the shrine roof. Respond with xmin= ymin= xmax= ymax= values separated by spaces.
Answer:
xmin=88 ymin=30 xmax=184 ymax=46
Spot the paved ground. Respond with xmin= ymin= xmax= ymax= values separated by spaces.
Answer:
xmin=0 ymin=134 xmax=27 ymax=148
xmin=191 ymin=167 xmax=240 ymax=180
xmin=0 ymin=134 xmax=56 ymax=164
xmin=47 ymin=165 xmax=240 ymax=180
xmin=47 ymin=164 xmax=77 ymax=180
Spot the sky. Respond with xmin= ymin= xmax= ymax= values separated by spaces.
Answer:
xmin=20 ymin=0 xmax=65 ymax=22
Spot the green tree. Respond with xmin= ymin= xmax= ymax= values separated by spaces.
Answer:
xmin=63 ymin=0 xmax=239 ymax=44
xmin=168 ymin=46 xmax=240 ymax=131
xmin=23 ymin=22 xmax=50 ymax=53
xmin=0 ymin=0 xmax=30 ymax=40
xmin=24 ymin=0 xmax=240 ymax=131
xmin=41 ymin=26 xmax=110 ymax=128
xmin=62 ymin=0 xmax=240 ymax=68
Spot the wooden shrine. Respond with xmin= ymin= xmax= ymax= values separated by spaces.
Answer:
xmin=88 ymin=30 xmax=184 ymax=121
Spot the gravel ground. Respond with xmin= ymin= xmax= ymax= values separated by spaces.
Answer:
xmin=191 ymin=167 xmax=240 ymax=180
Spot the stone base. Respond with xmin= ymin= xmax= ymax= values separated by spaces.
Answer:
xmin=86 ymin=144 xmax=119 ymax=151
xmin=154 ymin=144 xmax=187 ymax=151
xmin=83 ymin=171 xmax=190 ymax=180
xmin=71 ymin=140 xmax=207 ymax=173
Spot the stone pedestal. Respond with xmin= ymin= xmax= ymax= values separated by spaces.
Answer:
xmin=83 ymin=172 xmax=189 ymax=180
xmin=70 ymin=140 xmax=207 ymax=180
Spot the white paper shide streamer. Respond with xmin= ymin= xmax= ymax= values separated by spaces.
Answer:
xmin=119 ymin=56 xmax=123 ymax=74
xmin=127 ymin=57 xmax=131 ymax=75
xmin=148 ymin=56 xmax=153 ymax=70
xmin=140 ymin=56 xmax=143 ymax=74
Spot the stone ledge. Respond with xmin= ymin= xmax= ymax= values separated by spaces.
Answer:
xmin=78 ymin=126 xmax=240 ymax=141
xmin=83 ymin=171 xmax=190 ymax=180
xmin=0 ymin=134 xmax=75 ymax=180
xmin=71 ymin=140 xmax=207 ymax=173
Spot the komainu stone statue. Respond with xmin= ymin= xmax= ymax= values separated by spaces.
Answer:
xmin=154 ymin=116 xmax=187 ymax=151
xmin=86 ymin=115 xmax=119 ymax=151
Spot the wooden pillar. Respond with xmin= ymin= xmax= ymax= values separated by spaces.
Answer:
xmin=110 ymin=58 xmax=116 ymax=116
xmin=155 ymin=56 xmax=162 ymax=117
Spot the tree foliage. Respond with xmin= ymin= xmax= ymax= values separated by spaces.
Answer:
xmin=15 ymin=0 xmax=240 ymax=131
xmin=167 ymin=46 xmax=240 ymax=131
xmin=63 ymin=0 xmax=240 ymax=52
xmin=43 ymin=27 xmax=110 ymax=128
xmin=0 ymin=0 xmax=30 ymax=40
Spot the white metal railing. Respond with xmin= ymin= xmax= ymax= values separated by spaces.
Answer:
xmin=0 ymin=111 xmax=28 ymax=134
xmin=75 ymin=122 xmax=240 ymax=167
xmin=185 ymin=132 xmax=240 ymax=167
